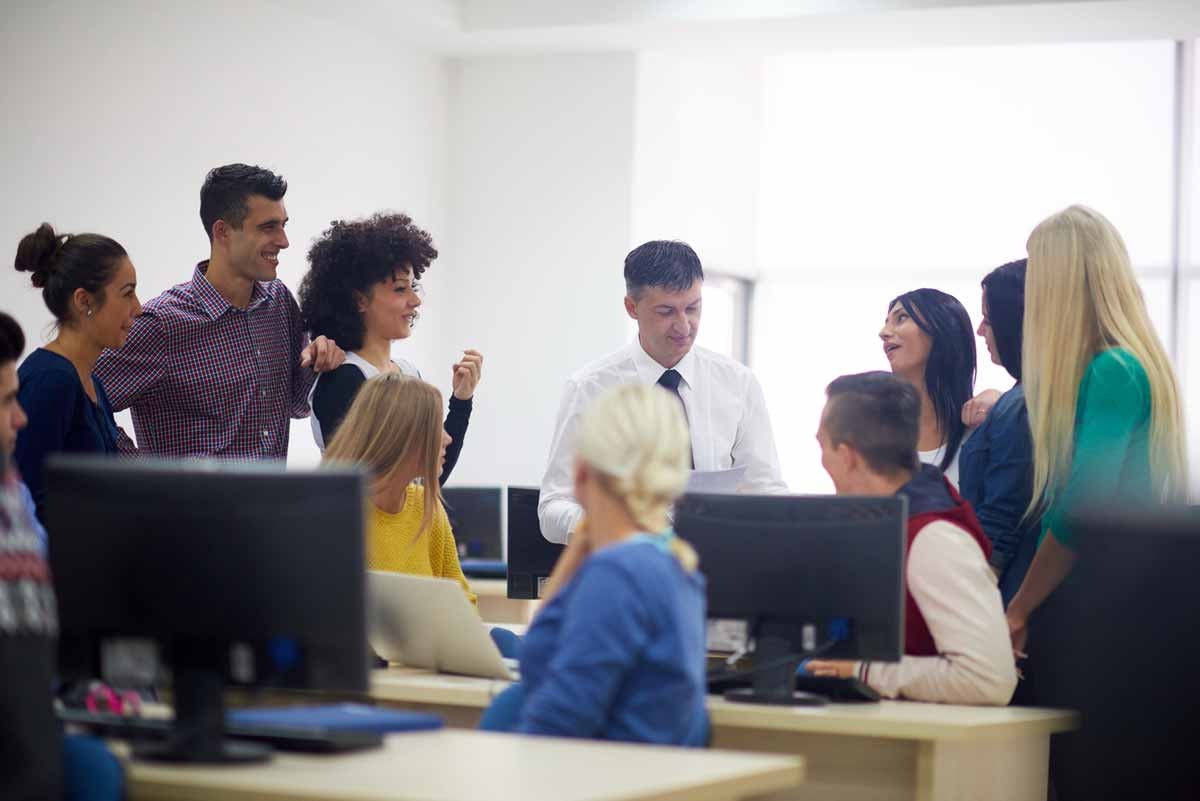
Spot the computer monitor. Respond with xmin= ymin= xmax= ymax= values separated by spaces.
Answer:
xmin=46 ymin=456 xmax=370 ymax=764
xmin=506 ymin=487 xmax=563 ymax=600
xmin=442 ymin=486 xmax=504 ymax=560
xmin=1049 ymin=505 xmax=1200 ymax=801
xmin=674 ymin=493 xmax=906 ymax=705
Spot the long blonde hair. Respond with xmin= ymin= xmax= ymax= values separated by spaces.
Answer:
xmin=575 ymin=384 xmax=699 ymax=571
xmin=1023 ymin=205 xmax=1187 ymax=513
xmin=322 ymin=372 xmax=445 ymax=539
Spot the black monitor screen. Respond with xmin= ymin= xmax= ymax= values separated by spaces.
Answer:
xmin=47 ymin=457 xmax=369 ymax=694
xmin=442 ymin=487 xmax=503 ymax=560
xmin=674 ymin=493 xmax=905 ymax=662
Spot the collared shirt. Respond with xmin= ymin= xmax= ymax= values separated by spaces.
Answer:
xmin=93 ymin=262 xmax=315 ymax=459
xmin=539 ymin=340 xmax=787 ymax=544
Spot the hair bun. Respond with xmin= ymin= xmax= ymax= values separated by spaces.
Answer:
xmin=14 ymin=223 xmax=65 ymax=289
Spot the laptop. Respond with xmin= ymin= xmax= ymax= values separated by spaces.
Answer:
xmin=367 ymin=571 xmax=516 ymax=681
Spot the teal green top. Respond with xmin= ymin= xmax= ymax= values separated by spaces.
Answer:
xmin=1041 ymin=348 xmax=1153 ymax=549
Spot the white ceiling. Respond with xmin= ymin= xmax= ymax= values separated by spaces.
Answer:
xmin=281 ymin=0 xmax=1200 ymax=53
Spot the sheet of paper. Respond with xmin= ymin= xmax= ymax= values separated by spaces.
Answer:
xmin=685 ymin=466 xmax=748 ymax=495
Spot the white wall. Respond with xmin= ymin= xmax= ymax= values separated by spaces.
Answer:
xmin=0 ymin=0 xmax=446 ymax=467
xmin=434 ymin=54 xmax=638 ymax=487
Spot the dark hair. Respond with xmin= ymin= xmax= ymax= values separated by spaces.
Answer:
xmin=14 ymin=223 xmax=128 ymax=325
xmin=299 ymin=213 xmax=438 ymax=351
xmin=0 ymin=312 xmax=24 ymax=366
xmin=887 ymin=288 xmax=976 ymax=473
xmin=199 ymin=163 xmax=288 ymax=242
xmin=624 ymin=240 xmax=704 ymax=296
xmin=981 ymin=259 xmax=1027 ymax=382
xmin=824 ymin=371 xmax=921 ymax=476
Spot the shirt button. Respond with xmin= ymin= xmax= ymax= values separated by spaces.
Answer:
xmin=262 ymin=430 xmax=270 ymax=438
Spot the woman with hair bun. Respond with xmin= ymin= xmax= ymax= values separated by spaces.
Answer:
xmin=12 ymin=223 xmax=141 ymax=520
xmin=483 ymin=384 xmax=709 ymax=746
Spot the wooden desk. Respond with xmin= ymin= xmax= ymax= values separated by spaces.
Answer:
xmin=365 ymin=668 xmax=1077 ymax=801
xmin=471 ymin=579 xmax=538 ymax=624
xmin=118 ymin=729 xmax=804 ymax=801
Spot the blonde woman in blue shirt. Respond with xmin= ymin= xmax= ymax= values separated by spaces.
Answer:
xmin=483 ymin=384 xmax=708 ymax=745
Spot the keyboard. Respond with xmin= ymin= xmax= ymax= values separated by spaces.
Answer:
xmin=707 ymin=672 xmax=879 ymax=703
xmin=58 ymin=708 xmax=384 ymax=753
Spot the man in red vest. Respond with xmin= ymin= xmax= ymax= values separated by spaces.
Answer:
xmin=806 ymin=371 xmax=1016 ymax=705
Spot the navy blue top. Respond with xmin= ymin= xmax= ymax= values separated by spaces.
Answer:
xmin=958 ymin=384 xmax=1039 ymax=605
xmin=14 ymin=348 xmax=119 ymax=521
xmin=516 ymin=534 xmax=709 ymax=745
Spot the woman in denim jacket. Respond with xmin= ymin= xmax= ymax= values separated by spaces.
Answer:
xmin=959 ymin=260 xmax=1038 ymax=607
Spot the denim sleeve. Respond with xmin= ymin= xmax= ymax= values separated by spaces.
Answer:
xmin=973 ymin=400 xmax=1034 ymax=573
xmin=516 ymin=560 xmax=650 ymax=738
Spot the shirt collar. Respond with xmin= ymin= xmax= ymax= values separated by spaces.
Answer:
xmin=631 ymin=337 xmax=698 ymax=390
xmin=191 ymin=261 xmax=272 ymax=320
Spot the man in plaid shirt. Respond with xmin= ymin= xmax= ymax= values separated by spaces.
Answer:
xmin=95 ymin=164 xmax=345 ymax=459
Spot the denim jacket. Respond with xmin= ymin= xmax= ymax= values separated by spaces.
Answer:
xmin=958 ymin=384 xmax=1039 ymax=606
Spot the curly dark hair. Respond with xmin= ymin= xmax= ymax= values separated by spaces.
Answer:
xmin=299 ymin=212 xmax=438 ymax=351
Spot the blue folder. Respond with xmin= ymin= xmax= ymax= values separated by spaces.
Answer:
xmin=461 ymin=559 xmax=508 ymax=578
xmin=228 ymin=703 xmax=443 ymax=733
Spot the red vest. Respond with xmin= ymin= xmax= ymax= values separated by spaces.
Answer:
xmin=904 ymin=479 xmax=992 ymax=656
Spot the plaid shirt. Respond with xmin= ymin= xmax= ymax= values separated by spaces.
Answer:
xmin=94 ymin=262 xmax=316 ymax=459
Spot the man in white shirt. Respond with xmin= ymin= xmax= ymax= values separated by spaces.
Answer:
xmin=807 ymin=371 xmax=1016 ymax=706
xmin=539 ymin=240 xmax=786 ymax=544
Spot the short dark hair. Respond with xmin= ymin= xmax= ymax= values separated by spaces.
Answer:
xmin=199 ymin=163 xmax=288 ymax=242
xmin=0 ymin=312 xmax=25 ymax=366
xmin=13 ymin=223 xmax=127 ymax=325
xmin=299 ymin=212 xmax=438 ymax=351
xmin=824 ymin=371 xmax=921 ymax=476
xmin=981 ymin=259 xmax=1027 ymax=382
xmin=624 ymin=240 xmax=704 ymax=296
xmin=887 ymin=288 xmax=976 ymax=473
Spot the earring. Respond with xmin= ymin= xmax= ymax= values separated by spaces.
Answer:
xmin=86 ymin=308 xmax=94 ymax=318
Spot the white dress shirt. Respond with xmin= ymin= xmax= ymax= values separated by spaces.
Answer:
xmin=856 ymin=519 xmax=1018 ymax=706
xmin=538 ymin=340 xmax=787 ymax=544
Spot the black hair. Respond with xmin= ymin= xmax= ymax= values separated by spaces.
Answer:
xmin=299 ymin=212 xmax=438 ymax=351
xmin=14 ymin=223 xmax=128 ymax=325
xmin=887 ymin=288 xmax=976 ymax=473
xmin=624 ymin=240 xmax=704 ymax=296
xmin=824 ymin=371 xmax=921 ymax=476
xmin=199 ymin=163 xmax=288 ymax=242
xmin=0 ymin=312 xmax=24 ymax=366
xmin=981 ymin=259 xmax=1027 ymax=382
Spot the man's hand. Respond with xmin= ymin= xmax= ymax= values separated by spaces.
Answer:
xmin=300 ymin=336 xmax=346 ymax=373
xmin=961 ymin=388 xmax=1002 ymax=427
xmin=805 ymin=659 xmax=857 ymax=679
xmin=452 ymin=349 xmax=484 ymax=400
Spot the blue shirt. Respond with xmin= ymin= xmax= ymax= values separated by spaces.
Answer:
xmin=516 ymin=535 xmax=709 ymax=745
xmin=959 ymin=383 xmax=1038 ymax=605
xmin=16 ymin=481 xmax=47 ymax=557
xmin=14 ymin=349 xmax=119 ymax=521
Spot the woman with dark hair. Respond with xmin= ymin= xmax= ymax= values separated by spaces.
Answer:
xmin=958 ymin=260 xmax=1038 ymax=606
xmin=879 ymin=288 xmax=976 ymax=486
xmin=298 ymin=212 xmax=482 ymax=484
xmin=12 ymin=224 xmax=141 ymax=520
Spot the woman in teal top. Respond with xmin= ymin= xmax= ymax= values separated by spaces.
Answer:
xmin=1005 ymin=206 xmax=1185 ymax=801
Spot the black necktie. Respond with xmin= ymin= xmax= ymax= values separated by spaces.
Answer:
xmin=657 ymin=369 xmax=695 ymax=469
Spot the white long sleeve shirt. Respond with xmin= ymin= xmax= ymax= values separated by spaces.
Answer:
xmin=857 ymin=519 xmax=1018 ymax=706
xmin=538 ymin=340 xmax=787 ymax=544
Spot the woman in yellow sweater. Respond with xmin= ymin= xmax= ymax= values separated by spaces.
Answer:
xmin=322 ymin=372 xmax=476 ymax=606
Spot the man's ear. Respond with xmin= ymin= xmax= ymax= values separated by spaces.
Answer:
xmin=211 ymin=219 xmax=230 ymax=246
xmin=623 ymin=295 xmax=637 ymax=321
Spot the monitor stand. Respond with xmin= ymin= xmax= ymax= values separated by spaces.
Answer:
xmin=134 ymin=664 xmax=271 ymax=764
xmin=722 ymin=633 xmax=827 ymax=707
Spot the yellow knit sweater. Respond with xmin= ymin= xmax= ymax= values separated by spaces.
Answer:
xmin=368 ymin=484 xmax=477 ymax=607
